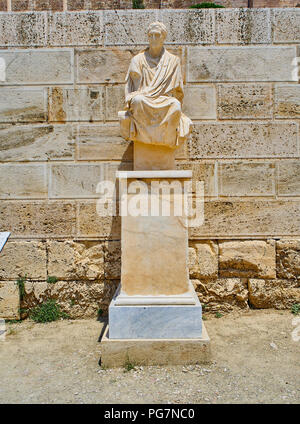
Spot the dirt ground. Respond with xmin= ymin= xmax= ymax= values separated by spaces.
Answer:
xmin=0 ymin=309 xmax=299 ymax=404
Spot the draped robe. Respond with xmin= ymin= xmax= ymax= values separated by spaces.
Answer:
xmin=123 ymin=48 xmax=192 ymax=148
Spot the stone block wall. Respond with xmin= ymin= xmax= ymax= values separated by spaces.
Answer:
xmin=0 ymin=1 xmax=299 ymax=12
xmin=0 ymin=9 xmax=299 ymax=319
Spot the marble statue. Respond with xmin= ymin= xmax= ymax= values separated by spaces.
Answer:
xmin=119 ymin=21 xmax=192 ymax=151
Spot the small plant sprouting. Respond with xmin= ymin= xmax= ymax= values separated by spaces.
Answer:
xmin=70 ymin=299 xmax=76 ymax=307
xmin=16 ymin=275 xmax=26 ymax=301
xmin=123 ymin=355 xmax=136 ymax=372
xmin=202 ymin=315 xmax=207 ymax=321
xmin=291 ymin=303 xmax=300 ymax=315
xmin=98 ymin=308 xmax=104 ymax=317
xmin=132 ymin=0 xmax=145 ymax=8
xmin=30 ymin=299 xmax=69 ymax=323
xmin=215 ymin=311 xmax=223 ymax=319
xmin=47 ymin=276 xmax=58 ymax=284
xmin=190 ymin=2 xmax=225 ymax=8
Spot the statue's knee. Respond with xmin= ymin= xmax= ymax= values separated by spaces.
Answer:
xmin=131 ymin=94 xmax=144 ymax=107
xmin=172 ymin=98 xmax=181 ymax=113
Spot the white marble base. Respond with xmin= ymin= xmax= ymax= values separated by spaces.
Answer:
xmin=109 ymin=282 xmax=202 ymax=339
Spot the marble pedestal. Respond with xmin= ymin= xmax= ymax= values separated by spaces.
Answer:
xmin=102 ymin=170 xmax=208 ymax=366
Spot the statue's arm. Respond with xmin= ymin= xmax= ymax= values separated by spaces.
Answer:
xmin=125 ymin=57 xmax=142 ymax=106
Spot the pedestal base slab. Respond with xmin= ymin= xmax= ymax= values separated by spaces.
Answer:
xmin=100 ymin=322 xmax=211 ymax=368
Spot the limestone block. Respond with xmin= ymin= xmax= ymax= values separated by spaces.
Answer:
xmin=189 ymin=200 xmax=300 ymax=238
xmin=217 ymin=83 xmax=272 ymax=119
xmin=278 ymin=160 xmax=300 ymax=196
xmin=49 ymin=87 xmax=104 ymax=122
xmin=0 ymin=12 xmax=47 ymax=47
xmin=77 ymin=124 xmax=132 ymax=161
xmin=189 ymin=241 xmax=218 ymax=280
xmin=0 ymin=124 xmax=75 ymax=162
xmin=0 ymin=88 xmax=47 ymax=123
xmin=105 ymin=85 xmax=125 ymax=121
xmin=76 ymin=48 xmax=139 ymax=84
xmin=0 ymin=282 xmax=19 ymax=320
xmin=183 ymin=85 xmax=216 ymax=120
xmin=50 ymin=162 xmax=131 ymax=199
xmin=219 ymin=162 xmax=275 ymax=197
xmin=0 ymin=49 xmax=73 ymax=85
xmin=219 ymin=240 xmax=276 ymax=279
xmin=12 ymin=0 xmax=63 ymax=10
xmin=216 ymin=8 xmax=271 ymax=44
xmin=176 ymin=162 xmax=216 ymax=196
xmin=0 ymin=201 xmax=76 ymax=238
xmin=47 ymin=240 xmax=105 ymax=281
xmin=104 ymin=241 xmax=121 ymax=280
xmin=193 ymin=278 xmax=249 ymax=312
xmin=273 ymin=9 xmax=300 ymax=43
xmin=276 ymin=240 xmax=300 ymax=280
xmin=22 ymin=281 xmax=105 ymax=319
xmin=0 ymin=164 xmax=47 ymax=199
xmin=104 ymin=10 xmax=157 ymax=45
xmin=0 ymin=241 xmax=46 ymax=280
xmin=189 ymin=122 xmax=298 ymax=159
xmin=157 ymin=9 xmax=215 ymax=44
xmin=188 ymin=46 xmax=296 ymax=82
xmin=274 ymin=84 xmax=300 ymax=118
xmin=78 ymin=201 xmax=121 ymax=239
xmin=248 ymin=279 xmax=300 ymax=309
xmin=101 ymin=324 xmax=211 ymax=367
xmin=49 ymin=11 xmax=103 ymax=46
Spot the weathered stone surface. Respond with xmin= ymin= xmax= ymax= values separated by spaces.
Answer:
xmin=0 ymin=281 xmax=19 ymax=320
xmin=273 ymin=9 xmax=300 ymax=43
xmin=193 ymin=278 xmax=249 ymax=313
xmin=49 ymin=87 xmax=104 ymax=122
xmin=105 ymin=84 xmax=125 ymax=121
xmin=219 ymin=240 xmax=276 ymax=279
xmin=188 ymin=46 xmax=296 ymax=82
xmin=278 ymin=160 xmax=300 ymax=196
xmin=104 ymin=10 xmax=157 ymax=45
xmin=189 ymin=241 xmax=218 ymax=280
xmin=0 ymin=164 xmax=47 ymax=199
xmin=0 ymin=49 xmax=73 ymax=84
xmin=104 ymin=240 xmax=121 ymax=280
xmin=276 ymin=240 xmax=300 ymax=280
xmin=190 ymin=200 xmax=300 ymax=238
xmin=176 ymin=162 xmax=216 ymax=196
xmin=77 ymin=124 xmax=133 ymax=161
xmin=0 ymin=88 xmax=47 ymax=123
xmin=0 ymin=241 xmax=46 ymax=280
xmin=217 ymin=83 xmax=272 ymax=119
xmin=248 ymin=279 xmax=300 ymax=309
xmin=274 ymin=84 xmax=300 ymax=118
xmin=47 ymin=240 xmax=105 ymax=281
xmin=50 ymin=162 xmax=131 ymax=199
xmin=22 ymin=280 xmax=107 ymax=319
xmin=216 ymin=8 xmax=271 ymax=44
xmin=219 ymin=162 xmax=275 ymax=196
xmin=0 ymin=124 xmax=75 ymax=162
xmin=76 ymin=48 xmax=138 ymax=84
xmin=0 ymin=201 xmax=76 ymax=238
xmin=0 ymin=12 xmax=47 ymax=47
xmin=189 ymin=122 xmax=298 ymax=159
xmin=183 ymin=85 xmax=216 ymax=120
xmin=157 ymin=9 xmax=215 ymax=44
xmin=12 ymin=0 xmax=63 ymax=10
xmin=49 ymin=11 xmax=103 ymax=46
xmin=78 ymin=201 xmax=121 ymax=239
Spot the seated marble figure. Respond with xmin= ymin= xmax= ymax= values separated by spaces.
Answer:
xmin=119 ymin=21 xmax=192 ymax=149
